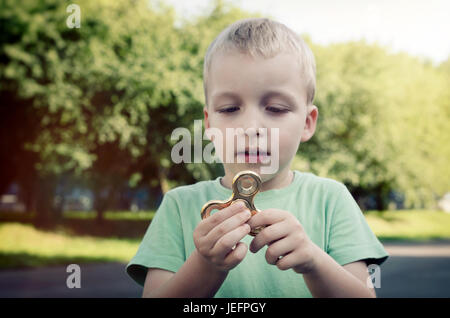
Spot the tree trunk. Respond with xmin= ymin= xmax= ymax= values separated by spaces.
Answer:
xmin=94 ymin=181 xmax=121 ymax=224
xmin=374 ymin=183 xmax=388 ymax=211
xmin=34 ymin=176 xmax=56 ymax=227
xmin=94 ymin=188 xmax=108 ymax=225
xmin=96 ymin=205 xmax=106 ymax=224
xmin=18 ymin=174 xmax=36 ymax=215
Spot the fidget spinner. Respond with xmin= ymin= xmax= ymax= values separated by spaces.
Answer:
xmin=200 ymin=170 xmax=264 ymax=236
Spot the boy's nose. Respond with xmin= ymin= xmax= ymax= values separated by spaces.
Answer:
xmin=241 ymin=108 xmax=266 ymax=134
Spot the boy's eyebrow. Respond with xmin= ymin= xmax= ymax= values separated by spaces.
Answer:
xmin=262 ymin=90 xmax=299 ymax=107
xmin=211 ymin=90 xmax=299 ymax=106
xmin=211 ymin=91 xmax=241 ymax=104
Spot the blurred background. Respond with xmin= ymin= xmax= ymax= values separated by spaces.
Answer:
xmin=0 ymin=0 xmax=449 ymax=297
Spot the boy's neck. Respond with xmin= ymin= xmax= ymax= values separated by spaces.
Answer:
xmin=220 ymin=167 xmax=294 ymax=192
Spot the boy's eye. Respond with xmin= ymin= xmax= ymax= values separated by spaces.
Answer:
xmin=218 ymin=106 xmax=239 ymax=113
xmin=266 ymin=106 xmax=288 ymax=114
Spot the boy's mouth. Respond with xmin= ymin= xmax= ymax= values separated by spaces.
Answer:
xmin=235 ymin=148 xmax=271 ymax=164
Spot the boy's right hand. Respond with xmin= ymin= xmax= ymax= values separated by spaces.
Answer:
xmin=193 ymin=200 xmax=251 ymax=272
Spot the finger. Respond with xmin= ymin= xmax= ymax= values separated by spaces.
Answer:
xmin=212 ymin=223 xmax=251 ymax=259
xmin=247 ymin=209 xmax=287 ymax=230
xmin=275 ymin=250 xmax=300 ymax=271
xmin=197 ymin=200 xmax=247 ymax=236
xmin=204 ymin=209 xmax=252 ymax=250
xmin=223 ymin=242 xmax=248 ymax=269
xmin=265 ymin=237 xmax=295 ymax=265
xmin=250 ymin=220 xmax=291 ymax=253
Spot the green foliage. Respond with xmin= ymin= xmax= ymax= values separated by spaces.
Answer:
xmin=297 ymin=41 xmax=450 ymax=208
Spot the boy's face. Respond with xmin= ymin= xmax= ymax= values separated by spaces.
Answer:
xmin=204 ymin=51 xmax=318 ymax=183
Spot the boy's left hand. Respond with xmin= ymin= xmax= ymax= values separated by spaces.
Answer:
xmin=247 ymin=209 xmax=320 ymax=274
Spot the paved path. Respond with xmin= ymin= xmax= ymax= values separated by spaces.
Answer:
xmin=376 ymin=241 xmax=450 ymax=297
xmin=376 ymin=256 xmax=450 ymax=297
xmin=0 ymin=262 xmax=142 ymax=298
xmin=1 ymin=242 xmax=449 ymax=298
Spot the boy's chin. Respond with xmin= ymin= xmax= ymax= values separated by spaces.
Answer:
xmin=259 ymin=171 xmax=281 ymax=184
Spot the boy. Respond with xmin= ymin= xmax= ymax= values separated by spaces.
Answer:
xmin=127 ymin=18 xmax=388 ymax=297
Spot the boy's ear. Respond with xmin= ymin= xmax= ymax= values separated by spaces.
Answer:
xmin=203 ymin=106 xmax=210 ymax=130
xmin=203 ymin=106 xmax=215 ymax=142
xmin=301 ymin=105 xmax=318 ymax=142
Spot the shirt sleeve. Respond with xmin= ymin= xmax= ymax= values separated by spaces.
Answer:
xmin=126 ymin=192 xmax=186 ymax=287
xmin=326 ymin=184 xmax=389 ymax=266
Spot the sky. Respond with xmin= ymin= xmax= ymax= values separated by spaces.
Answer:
xmin=162 ymin=0 xmax=450 ymax=65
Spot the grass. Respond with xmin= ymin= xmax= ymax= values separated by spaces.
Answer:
xmin=0 ymin=222 xmax=140 ymax=268
xmin=365 ymin=210 xmax=450 ymax=241
xmin=0 ymin=209 xmax=449 ymax=269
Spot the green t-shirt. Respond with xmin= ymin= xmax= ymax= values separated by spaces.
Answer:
xmin=126 ymin=170 xmax=388 ymax=297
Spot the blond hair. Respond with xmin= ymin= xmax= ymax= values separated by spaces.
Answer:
xmin=203 ymin=18 xmax=316 ymax=106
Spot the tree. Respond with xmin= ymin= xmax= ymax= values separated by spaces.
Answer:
xmin=0 ymin=0 xmax=256 ymax=222
xmin=296 ymin=41 xmax=450 ymax=209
